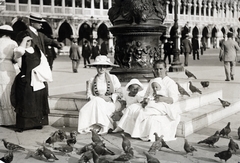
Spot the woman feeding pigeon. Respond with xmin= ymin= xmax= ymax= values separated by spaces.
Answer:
xmin=78 ymin=55 xmax=122 ymax=134
xmin=114 ymin=60 xmax=180 ymax=141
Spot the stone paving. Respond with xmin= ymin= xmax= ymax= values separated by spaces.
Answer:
xmin=1 ymin=48 xmax=240 ymax=163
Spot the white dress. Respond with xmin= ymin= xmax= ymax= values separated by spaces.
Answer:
xmin=78 ymin=73 xmax=121 ymax=134
xmin=118 ymin=76 xmax=180 ymax=142
xmin=0 ymin=36 xmax=18 ymax=125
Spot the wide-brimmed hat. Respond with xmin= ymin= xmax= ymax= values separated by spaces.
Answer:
xmin=126 ymin=78 xmax=144 ymax=91
xmin=88 ymin=55 xmax=119 ymax=67
xmin=28 ymin=13 xmax=46 ymax=23
xmin=0 ymin=25 xmax=14 ymax=35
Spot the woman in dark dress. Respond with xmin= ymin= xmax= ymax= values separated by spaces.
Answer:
xmin=11 ymin=31 xmax=52 ymax=132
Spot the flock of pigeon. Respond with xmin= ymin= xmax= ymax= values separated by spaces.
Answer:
xmin=0 ymin=69 xmax=236 ymax=163
xmin=1 ymin=122 xmax=240 ymax=163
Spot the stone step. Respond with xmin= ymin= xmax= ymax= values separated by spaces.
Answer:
xmin=176 ymin=99 xmax=240 ymax=137
xmin=49 ymin=110 xmax=78 ymax=127
xmin=48 ymin=87 xmax=222 ymax=115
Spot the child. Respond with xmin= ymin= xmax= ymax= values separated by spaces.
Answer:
xmin=111 ymin=79 xmax=144 ymax=125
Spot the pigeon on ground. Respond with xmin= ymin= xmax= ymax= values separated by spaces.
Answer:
xmin=121 ymin=133 xmax=131 ymax=153
xmin=2 ymin=139 xmax=25 ymax=151
xmin=93 ymin=142 xmax=115 ymax=155
xmin=67 ymin=137 xmax=77 ymax=147
xmin=90 ymin=129 xmax=102 ymax=144
xmin=218 ymin=98 xmax=231 ymax=108
xmin=176 ymin=82 xmax=190 ymax=97
xmin=189 ymin=81 xmax=202 ymax=94
xmin=113 ymin=147 xmax=134 ymax=161
xmin=238 ymin=126 xmax=240 ymax=139
xmin=78 ymin=150 xmax=93 ymax=163
xmin=40 ymin=145 xmax=59 ymax=161
xmin=185 ymin=69 xmax=197 ymax=79
xmin=200 ymin=81 xmax=210 ymax=88
xmin=219 ymin=122 xmax=231 ymax=138
xmin=197 ymin=130 xmax=220 ymax=147
xmin=91 ymin=148 xmax=99 ymax=163
xmin=76 ymin=142 xmax=95 ymax=155
xmin=161 ymin=138 xmax=177 ymax=152
xmin=69 ymin=130 xmax=78 ymax=138
xmin=0 ymin=151 xmax=13 ymax=163
xmin=25 ymin=148 xmax=44 ymax=160
xmin=228 ymin=137 xmax=239 ymax=153
xmin=148 ymin=134 xmax=163 ymax=155
xmin=214 ymin=149 xmax=232 ymax=162
xmin=184 ymin=139 xmax=197 ymax=156
xmin=143 ymin=151 xmax=160 ymax=163
xmin=53 ymin=145 xmax=73 ymax=154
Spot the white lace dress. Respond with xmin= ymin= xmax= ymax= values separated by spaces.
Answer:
xmin=0 ymin=36 xmax=18 ymax=125
xmin=78 ymin=73 xmax=121 ymax=134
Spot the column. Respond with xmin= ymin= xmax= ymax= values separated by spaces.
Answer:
xmin=28 ymin=0 xmax=31 ymax=13
xmin=15 ymin=0 xmax=19 ymax=12
xmin=91 ymin=0 xmax=94 ymax=16
xmin=100 ymin=0 xmax=103 ymax=15
xmin=203 ymin=4 xmax=207 ymax=21
xmin=62 ymin=0 xmax=65 ymax=14
xmin=51 ymin=0 xmax=54 ymax=14
xmin=193 ymin=2 xmax=196 ymax=20
xmin=72 ymin=0 xmax=76 ymax=15
xmin=188 ymin=3 xmax=191 ymax=21
xmin=108 ymin=0 xmax=112 ymax=9
xmin=166 ymin=1 xmax=169 ymax=16
xmin=183 ymin=2 xmax=186 ymax=15
xmin=208 ymin=2 xmax=211 ymax=20
xmin=172 ymin=1 xmax=175 ymax=20
xmin=199 ymin=1 xmax=202 ymax=21
xmin=40 ymin=0 xmax=43 ymax=13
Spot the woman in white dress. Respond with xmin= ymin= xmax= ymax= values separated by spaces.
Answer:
xmin=0 ymin=25 xmax=18 ymax=126
xmin=116 ymin=60 xmax=180 ymax=141
xmin=78 ymin=55 xmax=121 ymax=134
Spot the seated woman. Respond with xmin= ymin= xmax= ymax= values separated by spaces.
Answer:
xmin=78 ymin=55 xmax=121 ymax=134
xmin=116 ymin=60 xmax=180 ymax=141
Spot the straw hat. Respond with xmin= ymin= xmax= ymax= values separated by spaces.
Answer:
xmin=126 ymin=78 xmax=144 ymax=91
xmin=28 ymin=13 xmax=46 ymax=22
xmin=0 ymin=25 xmax=14 ymax=35
xmin=88 ymin=55 xmax=119 ymax=67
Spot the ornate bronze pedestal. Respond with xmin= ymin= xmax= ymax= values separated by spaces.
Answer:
xmin=108 ymin=0 xmax=167 ymax=82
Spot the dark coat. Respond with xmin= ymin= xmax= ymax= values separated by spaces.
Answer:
xmin=192 ymin=38 xmax=199 ymax=51
xmin=181 ymin=38 xmax=192 ymax=53
xmin=69 ymin=43 xmax=81 ymax=60
xmin=26 ymin=28 xmax=61 ymax=54
xmin=82 ymin=44 xmax=91 ymax=58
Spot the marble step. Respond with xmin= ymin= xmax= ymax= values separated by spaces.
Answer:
xmin=48 ymin=87 xmax=222 ymax=115
xmin=176 ymin=99 xmax=240 ymax=137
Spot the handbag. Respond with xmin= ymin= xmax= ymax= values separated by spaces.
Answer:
xmin=219 ymin=49 xmax=223 ymax=61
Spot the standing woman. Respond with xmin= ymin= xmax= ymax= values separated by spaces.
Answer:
xmin=78 ymin=55 xmax=121 ymax=134
xmin=0 ymin=25 xmax=18 ymax=126
xmin=11 ymin=31 xmax=52 ymax=132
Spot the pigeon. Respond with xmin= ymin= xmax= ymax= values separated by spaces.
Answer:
xmin=219 ymin=122 xmax=231 ymax=138
xmin=200 ymin=81 xmax=209 ymax=88
xmin=93 ymin=142 xmax=115 ymax=155
xmin=90 ymin=129 xmax=102 ymax=144
xmin=121 ymin=133 xmax=131 ymax=153
xmin=218 ymin=98 xmax=231 ymax=108
xmin=176 ymin=82 xmax=190 ymax=97
xmin=91 ymin=148 xmax=99 ymax=163
xmin=78 ymin=150 xmax=93 ymax=163
xmin=185 ymin=69 xmax=197 ymax=79
xmin=69 ymin=130 xmax=78 ymax=138
xmin=161 ymin=138 xmax=177 ymax=152
xmin=184 ymin=139 xmax=197 ymax=155
xmin=0 ymin=151 xmax=13 ymax=163
xmin=76 ymin=142 xmax=95 ymax=155
xmin=214 ymin=149 xmax=232 ymax=162
xmin=57 ymin=129 xmax=68 ymax=141
xmin=228 ymin=137 xmax=239 ymax=153
xmin=25 ymin=148 xmax=44 ymax=160
xmin=45 ymin=130 xmax=66 ymax=146
xmin=113 ymin=147 xmax=134 ymax=161
xmin=53 ymin=145 xmax=73 ymax=153
xmin=66 ymin=137 xmax=77 ymax=147
xmin=148 ymin=134 xmax=163 ymax=155
xmin=189 ymin=81 xmax=202 ymax=94
xmin=2 ymin=139 xmax=25 ymax=151
xmin=197 ymin=130 xmax=220 ymax=147
xmin=41 ymin=145 xmax=59 ymax=161
xmin=143 ymin=151 xmax=160 ymax=163
xmin=238 ymin=126 xmax=240 ymax=139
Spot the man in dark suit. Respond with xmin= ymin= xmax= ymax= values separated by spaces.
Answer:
xmin=181 ymin=35 xmax=192 ymax=66
xmin=163 ymin=38 xmax=173 ymax=64
xmin=26 ymin=13 xmax=62 ymax=55
xmin=192 ymin=37 xmax=200 ymax=60
xmin=69 ymin=38 xmax=81 ymax=73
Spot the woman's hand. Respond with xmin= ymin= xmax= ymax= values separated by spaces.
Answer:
xmin=154 ymin=95 xmax=173 ymax=104
xmin=99 ymin=95 xmax=112 ymax=102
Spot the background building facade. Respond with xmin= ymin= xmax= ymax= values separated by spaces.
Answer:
xmin=0 ymin=0 xmax=240 ymax=53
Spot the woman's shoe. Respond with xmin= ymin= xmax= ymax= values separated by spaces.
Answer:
xmin=15 ymin=129 xmax=23 ymax=133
